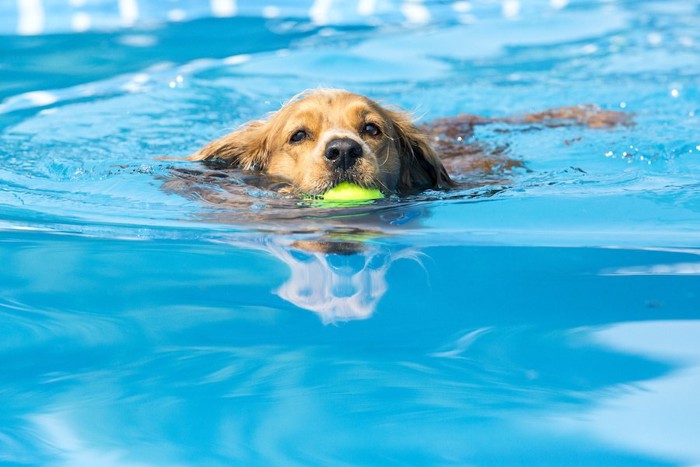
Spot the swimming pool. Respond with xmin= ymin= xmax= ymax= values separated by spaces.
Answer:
xmin=2 ymin=0 xmax=700 ymax=464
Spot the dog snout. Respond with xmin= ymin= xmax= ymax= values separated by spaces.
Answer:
xmin=325 ymin=138 xmax=363 ymax=170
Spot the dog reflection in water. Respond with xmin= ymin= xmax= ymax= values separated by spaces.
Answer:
xmin=231 ymin=230 xmax=420 ymax=324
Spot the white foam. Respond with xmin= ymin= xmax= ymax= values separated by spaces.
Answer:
xmin=603 ymin=262 xmax=700 ymax=276
xmin=262 ymin=6 xmax=281 ymax=18
xmin=401 ymin=0 xmax=431 ymax=25
xmin=17 ymin=0 xmax=45 ymax=35
xmin=550 ymin=0 xmax=569 ymax=9
xmin=117 ymin=34 xmax=158 ymax=47
xmin=167 ymin=9 xmax=187 ymax=22
xmin=581 ymin=44 xmax=599 ymax=54
xmin=118 ymin=0 xmax=139 ymax=26
xmin=310 ymin=0 xmax=332 ymax=25
xmin=71 ymin=12 xmax=91 ymax=32
xmin=452 ymin=2 xmax=472 ymax=13
xmin=23 ymin=91 xmax=58 ymax=107
xmin=647 ymin=32 xmax=663 ymax=46
xmin=211 ymin=0 xmax=237 ymax=17
xmin=679 ymin=36 xmax=694 ymax=47
xmin=502 ymin=0 xmax=520 ymax=19
xmin=223 ymin=54 xmax=251 ymax=65
xmin=357 ymin=0 xmax=377 ymax=16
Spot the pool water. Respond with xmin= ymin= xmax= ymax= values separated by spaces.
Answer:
xmin=2 ymin=0 xmax=700 ymax=464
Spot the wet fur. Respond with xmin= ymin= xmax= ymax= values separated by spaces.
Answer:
xmin=188 ymin=89 xmax=632 ymax=197
xmin=189 ymin=90 xmax=452 ymax=195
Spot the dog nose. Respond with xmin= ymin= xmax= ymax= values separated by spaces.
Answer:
xmin=325 ymin=138 xmax=363 ymax=170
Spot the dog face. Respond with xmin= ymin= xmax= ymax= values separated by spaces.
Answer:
xmin=189 ymin=89 xmax=452 ymax=195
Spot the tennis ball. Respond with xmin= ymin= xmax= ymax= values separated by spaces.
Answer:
xmin=321 ymin=182 xmax=384 ymax=202
xmin=303 ymin=182 xmax=384 ymax=207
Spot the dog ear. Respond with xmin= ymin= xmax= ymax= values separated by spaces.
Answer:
xmin=188 ymin=120 xmax=269 ymax=170
xmin=386 ymin=109 xmax=453 ymax=192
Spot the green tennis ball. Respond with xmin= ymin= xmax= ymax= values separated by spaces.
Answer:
xmin=302 ymin=182 xmax=384 ymax=207
xmin=321 ymin=182 xmax=384 ymax=202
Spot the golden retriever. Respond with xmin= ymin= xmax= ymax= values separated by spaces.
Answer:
xmin=188 ymin=89 xmax=452 ymax=196
xmin=188 ymin=88 xmax=630 ymax=196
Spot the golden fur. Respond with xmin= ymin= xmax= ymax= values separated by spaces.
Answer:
xmin=188 ymin=89 xmax=632 ymax=198
xmin=188 ymin=89 xmax=452 ymax=195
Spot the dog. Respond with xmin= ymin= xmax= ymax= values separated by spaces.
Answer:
xmin=187 ymin=88 xmax=631 ymax=197
xmin=188 ymin=89 xmax=454 ymax=196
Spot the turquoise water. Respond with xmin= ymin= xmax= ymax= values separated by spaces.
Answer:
xmin=2 ymin=0 xmax=700 ymax=464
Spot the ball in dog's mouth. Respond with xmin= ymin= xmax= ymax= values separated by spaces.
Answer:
xmin=303 ymin=182 xmax=385 ymax=206
xmin=320 ymin=182 xmax=384 ymax=202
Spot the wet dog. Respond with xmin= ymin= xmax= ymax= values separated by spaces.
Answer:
xmin=188 ymin=89 xmax=630 ymax=197
xmin=188 ymin=89 xmax=453 ymax=196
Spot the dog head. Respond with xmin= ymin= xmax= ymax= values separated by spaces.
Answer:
xmin=189 ymin=89 xmax=452 ymax=195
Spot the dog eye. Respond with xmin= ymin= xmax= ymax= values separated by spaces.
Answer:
xmin=290 ymin=130 xmax=308 ymax=143
xmin=362 ymin=123 xmax=381 ymax=137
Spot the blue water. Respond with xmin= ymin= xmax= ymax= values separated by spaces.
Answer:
xmin=2 ymin=0 xmax=700 ymax=464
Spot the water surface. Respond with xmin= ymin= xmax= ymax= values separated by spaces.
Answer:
xmin=1 ymin=0 xmax=699 ymax=464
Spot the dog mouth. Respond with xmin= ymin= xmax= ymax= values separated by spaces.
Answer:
xmin=329 ymin=169 xmax=380 ymax=191
xmin=300 ymin=174 xmax=379 ymax=197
